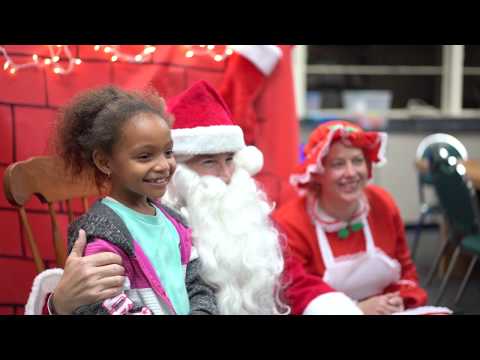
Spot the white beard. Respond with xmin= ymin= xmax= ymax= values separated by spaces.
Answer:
xmin=165 ymin=164 xmax=289 ymax=315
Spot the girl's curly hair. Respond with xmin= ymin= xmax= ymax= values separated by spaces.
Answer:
xmin=55 ymin=85 xmax=173 ymax=191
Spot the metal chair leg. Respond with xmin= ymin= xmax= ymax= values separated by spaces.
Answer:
xmin=425 ymin=239 xmax=449 ymax=287
xmin=454 ymin=255 xmax=478 ymax=305
xmin=434 ymin=246 xmax=461 ymax=306
xmin=411 ymin=209 xmax=429 ymax=260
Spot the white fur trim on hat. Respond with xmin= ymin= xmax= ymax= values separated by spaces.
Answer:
xmin=233 ymin=145 xmax=264 ymax=176
xmin=230 ymin=45 xmax=282 ymax=75
xmin=303 ymin=292 xmax=364 ymax=315
xmin=172 ymin=125 xmax=246 ymax=156
xmin=25 ymin=268 xmax=64 ymax=315
xmin=289 ymin=126 xmax=341 ymax=196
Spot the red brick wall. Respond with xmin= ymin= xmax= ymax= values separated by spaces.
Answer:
xmin=1 ymin=45 xmax=300 ymax=314
xmin=0 ymin=45 xmax=226 ymax=314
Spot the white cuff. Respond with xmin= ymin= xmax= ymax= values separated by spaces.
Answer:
xmin=303 ymin=292 xmax=364 ymax=315
xmin=230 ymin=45 xmax=282 ymax=75
xmin=189 ymin=246 xmax=199 ymax=262
xmin=392 ymin=306 xmax=452 ymax=315
xmin=25 ymin=268 xmax=64 ymax=315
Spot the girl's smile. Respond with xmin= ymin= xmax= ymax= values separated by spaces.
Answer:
xmin=97 ymin=112 xmax=176 ymax=214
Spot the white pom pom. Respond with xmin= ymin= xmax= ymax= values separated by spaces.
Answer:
xmin=233 ymin=146 xmax=264 ymax=176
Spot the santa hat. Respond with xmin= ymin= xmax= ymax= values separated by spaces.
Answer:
xmin=167 ymin=80 xmax=263 ymax=176
xmin=290 ymin=120 xmax=387 ymax=195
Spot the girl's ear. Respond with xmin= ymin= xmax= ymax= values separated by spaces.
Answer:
xmin=92 ymin=149 xmax=111 ymax=177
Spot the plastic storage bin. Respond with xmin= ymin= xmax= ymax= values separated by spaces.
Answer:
xmin=342 ymin=90 xmax=392 ymax=114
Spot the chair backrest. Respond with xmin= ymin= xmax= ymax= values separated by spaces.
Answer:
xmin=2 ymin=156 xmax=101 ymax=273
xmin=429 ymin=148 xmax=480 ymax=241
xmin=415 ymin=133 xmax=468 ymax=204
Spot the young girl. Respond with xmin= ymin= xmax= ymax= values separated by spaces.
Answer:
xmin=54 ymin=85 xmax=217 ymax=315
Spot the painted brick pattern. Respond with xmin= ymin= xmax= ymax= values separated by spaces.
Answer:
xmin=0 ymin=105 xmax=13 ymax=165
xmin=0 ymin=45 xmax=225 ymax=313
xmin=0 ymin=56 xmax=47 ymax=106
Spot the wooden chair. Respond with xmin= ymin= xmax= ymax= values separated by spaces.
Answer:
xmin=2 ymin=156 xmax=101 ymax=273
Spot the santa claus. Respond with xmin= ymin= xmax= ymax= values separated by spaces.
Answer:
xmin=162 ymin=80 xmax=287 ymax=314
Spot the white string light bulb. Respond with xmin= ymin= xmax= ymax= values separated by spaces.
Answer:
xmin=92 ymin=45 xmax=157 ymax=64
xmin=183 ymin=45 xmax=234 ymax=62
xmin=0 ymin=44 xmax=232 ymax=76
xmin=0 ymin=45 xmax=81 ymax=75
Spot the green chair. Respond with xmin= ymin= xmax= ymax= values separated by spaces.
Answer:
xmin=425 ymin=145 xmax=480 ymax=306
xmin=411 ymin=134 xmax=468 ymax=260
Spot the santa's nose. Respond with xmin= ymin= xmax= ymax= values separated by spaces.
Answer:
xmin=218 ymin=162 xmax=234 ymax=184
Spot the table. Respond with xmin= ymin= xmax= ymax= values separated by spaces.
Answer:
xmin=415 ymin=159 xmax=480 ymax=190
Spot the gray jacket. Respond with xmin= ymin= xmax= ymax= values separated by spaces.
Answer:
xmin=68 ymin=200 xmax=218 ymax=315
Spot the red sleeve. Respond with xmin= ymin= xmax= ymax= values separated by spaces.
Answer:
xmin=382 ymin=198 xmax=428 ymax=308
xmin=274 ymin=210 xmax=336 ymax=315
xmin=282 ymin=254 xmax=336 ymax=314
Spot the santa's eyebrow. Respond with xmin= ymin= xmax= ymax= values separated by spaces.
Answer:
xmin=196 ymin=155 xmax=216 ymax=160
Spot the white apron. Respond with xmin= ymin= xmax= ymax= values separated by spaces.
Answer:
xmin=315 ymin=217 xmax=401 ymax=301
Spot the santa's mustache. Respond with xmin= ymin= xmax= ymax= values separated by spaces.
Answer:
xmin=168 ymin=163 xmax=267 ymax=210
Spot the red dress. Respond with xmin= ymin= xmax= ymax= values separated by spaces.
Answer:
xmin=273 ymin=184 xmax=427 ymax=315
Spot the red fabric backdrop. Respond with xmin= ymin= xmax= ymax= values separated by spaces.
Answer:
xmin=0 ymin=45 xmax=298 ymax=314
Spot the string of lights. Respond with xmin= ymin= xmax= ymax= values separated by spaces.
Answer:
xmin=183 ymin=45 xmax=234 ymax=62
xmin=0 ymin=45 xmax=81 ymax=75
xmin=1 ymin=45 xmax=233 ymax=76
xmin=93 ymin=45 xmax=157 ymax=63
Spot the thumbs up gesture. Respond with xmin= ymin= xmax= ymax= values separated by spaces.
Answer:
xmin=51 ymin=229 xmax=125 ymax=314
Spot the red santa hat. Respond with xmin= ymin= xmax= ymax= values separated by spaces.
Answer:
xmin=290 ymin=120 xmax=387 ymax=195
xmin=167 ymin=80 xmax=263 ymax=176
